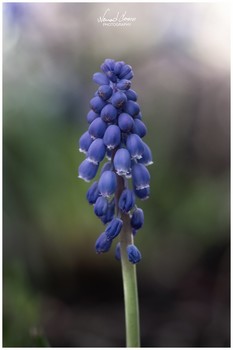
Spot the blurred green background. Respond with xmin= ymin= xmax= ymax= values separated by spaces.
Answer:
xmin=3 ymin=2 xmax=230 ymax=347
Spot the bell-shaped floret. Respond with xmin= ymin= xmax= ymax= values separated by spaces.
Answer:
xmin=87 ymin=138 xmax=106 ymax=164
xmin=113 ymin=148 xmax=131 ymax=176
xmin=103 ymin=125 xmax=121 ymax=150
xmin=98 ymin=170 xmax=117 ymax=197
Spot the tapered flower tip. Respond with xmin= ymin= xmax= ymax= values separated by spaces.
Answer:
xmin=86 ymin=181 xmax=100 ymax=205
xmin=105 ymin=218 xmax=123 ymax=240
xmin=78 ymin=159 xmax=99 ymax=182
xmin=123 ymin=100 xmax=140 ymax=117
xmin=103 ymin=125 xmax=121 ymax=150
xmin=132 ymin=119 xmax=147 ymax=138
xmin=101 ymin=104 xmax=118 ymax=123
xmin=126 ymin=133 xmax=144 ymax=160
xmin=134 ymin=186 xmax=150 ymax=200
xmin=98 ymin=170 xmax=117 ymax=197
xmin=115 ymin=242 xmax=121 ymax=261
xmin=88 ymin=118 xmax=107 ymax=139
xmin=118 ymin=113 xmax=134 ymax=133
xmin=90 ymin=96 xmax=106 ymax=114
xmin=95 ymin=232 xmax=112 ymax=254
xmin=93 ymin=72 xmax=110 ymax=85
xmin=79 ymin=131 xmax=93 ymax=154
xmin=111 ymin=91 xmax=127 ymax=109
xmin=86 ymin=110 xmax=99 ymax=124
xmin=87 ymin=138 xmax=106 ymax=164
xmin=118 ymin=189 xmax=135 ymax=213
xmin=98 ymin=84 xmax=113 ymax=101
xmin=138 ymin=142 xmax=153 ymax=166
xmin=116 ymin=79 xmax=131 ymax=91
xmin=132 ymin=163 xmax=150 ymax=191
xmin=131 ymin=208 xmax=144 ymax=230
xmin=124 ymin=89 xmax=138 ymax=102
xmin=113 ymin=148 xmax=131 ymax=176
xmin=127 ymin=244 xmax=142 ymax=264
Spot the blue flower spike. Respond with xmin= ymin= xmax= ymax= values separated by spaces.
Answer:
xmin=78 ymin=58 xmax=152 ymax=263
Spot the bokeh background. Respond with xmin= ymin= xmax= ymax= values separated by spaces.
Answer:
xmin=3 ymin=2 xmax=230 ymax=347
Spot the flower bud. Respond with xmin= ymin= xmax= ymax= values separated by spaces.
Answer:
xmin=104 ymin=58 xmax=115 ymax=71
xmin=107 ymin=71 xmax=117 ymax=83
xmin=79 ymin=131 xmax=93 ymax=154
xmin=131 ymin=208 xmax=144 ymax=230
xmin=98 ymin=170 xmax=117 ymax=197
xmin=123 ymin=101 xmax=140 ymax=117
xmin=95 ymin=232 xmax=112 ymax=254
xmin=113 ymin=148 xmax=131 ymax=176
xmin=103 ymin=125 xmax=121 ymax=150
xmin=93 ymin=72 xmax=110 ymax=85
xmin=119 ymin=64 xmax=132 ymax=79
xmin=116 ymin=79 xmax=131 ymax=90
xmin=86 ymin=181 xmax=100 ymax=204
xmin=90 ymin=96 xmax=106 ymax=113
xmin=132 ymin=119 xmax=147 ymax=138
xmin=101 ymin=104 xmax=118 ymax=123
xmin=119 ymin=189 xmax=135 ymax=213
xmin=88 ymin=118 xmax=107 ymax=139
xmin=98 ymin=85 xmax=113 ymax=101
xmin=124 ymin=70 xmax=134 ymax=80
xmin=114 ymin=61 xmax=125 ymax=75
xmin=126 ymin=133 xmax=144 ymax=159
xmin=111 ymin=91 xmax=127 ymax=109
xmin=127 ymin=244 xmax=142 ymax=264
xmin=87 ymin=138 xmax=106 ymax=164
xmin=124 ymin=89 xmax=138 ymax=101
xmin=132 ymin=163 xmax=150 ymax=190
xmin=118 ymin=113 xmax=134 ymax=133
xmin=105 ymin=218 xmax=123 ymax=240
xmin=86 ymin=110 xmax=99 ymax=124
xmin=78 ymin=159 xmax=99 ymax=182
xmin=94 ymin=196 xmax=108 ymax=217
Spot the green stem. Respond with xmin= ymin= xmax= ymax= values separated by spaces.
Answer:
xmin=120 ymin=214 xmax=140 ymax=347
xmin=115 ymin=172 xmax=140 ymax=347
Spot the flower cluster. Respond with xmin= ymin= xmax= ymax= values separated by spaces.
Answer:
xmin=78 ymin=58 xmax=153 ymax=264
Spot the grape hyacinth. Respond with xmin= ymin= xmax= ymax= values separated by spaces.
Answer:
xmin=78 ymin=58 xmax=153 ymax=265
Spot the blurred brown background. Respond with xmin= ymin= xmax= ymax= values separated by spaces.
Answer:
xmin=3 ymin=2 xmax=230 ymax=347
